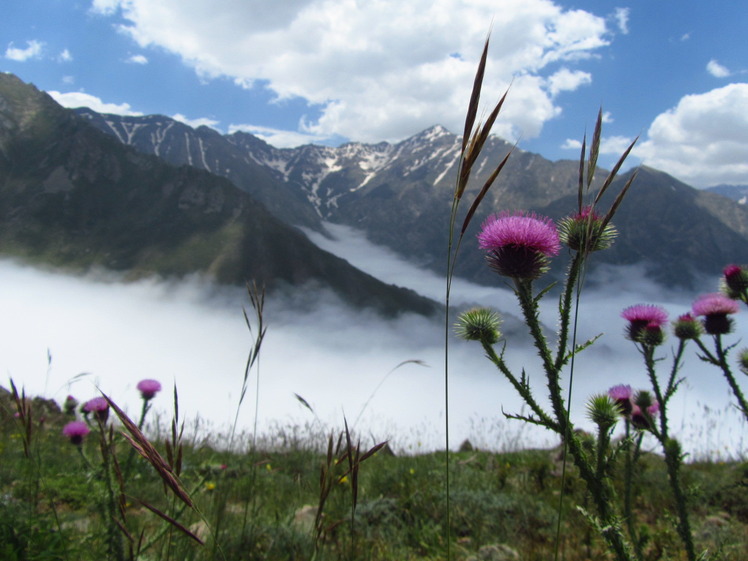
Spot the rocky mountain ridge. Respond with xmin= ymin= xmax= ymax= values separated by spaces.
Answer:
xmin=74 ymin=104 xmax=748 ymax=289
xmin=0 ymin=72 xmax=438 ymax=316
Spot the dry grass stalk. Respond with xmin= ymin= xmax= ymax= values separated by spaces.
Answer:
xmin=101 ymin=391 xmax=195 ymax=509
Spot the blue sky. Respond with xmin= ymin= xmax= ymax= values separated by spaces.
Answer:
xmin=2 ymin=0 xmax=747 ymax=187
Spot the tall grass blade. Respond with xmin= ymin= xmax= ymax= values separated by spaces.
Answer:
xmin=101 ymin=392 xmax=195 ymax=509
xmin=461 ymin=36 xmax=490 ymax=156
xmin=587 ymin=108 xmax=603 ymax=188
xmin=137 ymin=498 xmax=205 ymax=545
xmin=461 ymin=147 xmax=512 ymax=235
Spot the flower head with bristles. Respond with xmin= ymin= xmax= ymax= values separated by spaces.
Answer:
xmin=587 ymin=394 xmax=620 ymax=430
xmin=672 ymin=313 xmax=702 ymax=340
xmin=62 ymin=421 xmax=90 ymax=446
xmin=83 ymin=397 xmax=110 ymax=423
xmin=608 ymin=384 xmax=633 ymax=416
xmin=137 ymin=379 xmax=162 ymax=401
xmin=722 ymin=264 xmax=748 ymax=301
xmin=692 ymin=293 xmax=740 ymax=335
xmin=478 ymin=211 xmax=560 ymax=280
xmin=557 ymin=206 xmax=617 ymax=253
xmin=455 ymin=307 xmax=502 ymax=345
xmin=621 ymin=304 xmax=668 ymax=344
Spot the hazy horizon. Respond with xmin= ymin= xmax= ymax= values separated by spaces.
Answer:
xmin=1 ymin=226 xmax=746 ymax=458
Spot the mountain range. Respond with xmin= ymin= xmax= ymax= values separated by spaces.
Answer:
xmin=75 ymin=102 xmax=748 ymax=289
xmin=0 ymin=73 xmax=437 ymax=317
xmin=2 ymin=71 xmax=748 ymax=317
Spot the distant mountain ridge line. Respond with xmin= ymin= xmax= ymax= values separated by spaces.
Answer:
xmin=2 ymin=72 xmax=744 ymax=291
xmin=70 ymin=101 xmax=748 ymax=289
xmin=0 ymin=72 xmax=440 ymax=317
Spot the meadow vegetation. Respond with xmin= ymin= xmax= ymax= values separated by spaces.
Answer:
xmin=2 ymin=34 xmax=748 ymax=561
xmin=1 ymin=383 xmax=746 ymax=561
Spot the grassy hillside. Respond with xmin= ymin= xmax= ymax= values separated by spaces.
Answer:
xmin=1 ymin=385 xmax=746 ymax=561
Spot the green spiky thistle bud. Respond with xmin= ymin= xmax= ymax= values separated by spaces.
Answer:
xmin=738 ymin=348 xmax=748 ymax=375
xmin=672 ymin=313 xmax=702 ymax=340
xmin=557 ymin=206 xmax=617 ymax=253
xmin=454 ymin=307 xmax=502 ymax=345
xmin=586 ymin=394 xmax=620 ymax=430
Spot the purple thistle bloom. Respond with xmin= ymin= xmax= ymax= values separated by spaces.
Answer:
xmin=692 ymin=293 xmax=740 ymax=335
xmin=62 ymin=421 xmax=90 ymax=445
xmin=621 ymin=304 xmax=668 ymax=343
xmin=478 ymin=211 xmax=560 ymax=280
xmin=608 ymin=384 xmax=633 ymax=416
xmin=83 ymin=396 xmax=110 ymax=423
xmin=136 ymin=379 xmax=162 ymax=401
xmin=621 ymin=304 xmax=669 ymax=326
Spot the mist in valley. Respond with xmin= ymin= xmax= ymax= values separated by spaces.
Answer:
xmin=1 ymin=224 xmax=746 ymax=459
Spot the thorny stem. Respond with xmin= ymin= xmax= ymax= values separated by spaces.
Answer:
xmin=514 ymin=282 xmax=636 ymax=561
xmin=623 ymin=423 xmax=645 ymax=561
xmin=695 ymin=336 xmax=748 ymax=420
xmin=481 ymin=342 xmax=557 ymax=431
xmin=641 ymin=343 xmax=696 ymax=561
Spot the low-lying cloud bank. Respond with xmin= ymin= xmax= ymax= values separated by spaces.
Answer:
xmin=1 ymin=226 xmax=746 ymax=458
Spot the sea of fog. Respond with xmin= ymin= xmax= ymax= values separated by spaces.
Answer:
xmin=1 ymin=223 xmax=746 ymax=459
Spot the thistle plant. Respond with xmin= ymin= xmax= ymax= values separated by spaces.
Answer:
xmin=448 ymin=47 xmax=640 ymax=556
xmin=619 ymin=304 xmax=697 ymax=561
xmin=690 ymin=284 xmax=748 ymax=421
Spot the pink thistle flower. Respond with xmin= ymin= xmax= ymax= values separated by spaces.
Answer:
xmin=608 ymin=384 xmax=633 ymax=415
xmin=722 ymin=264 xmax=748 ymax=297
xmin=692 ymin=293 xmax=740 ymax=335
xmin=621 ymin=304 xmax=668 ymax=343
xmin=62 ymin=421 xmax=90 ymax=446
xmin=83 ymin=397 xmax=110 ymax=423
xmin=478 ymin=211 xmax=560 ymax=280
xmin=136 ymin=379 xmax=162 ymax=401
xmin=630 ymin=406 xmax=650 ymax=430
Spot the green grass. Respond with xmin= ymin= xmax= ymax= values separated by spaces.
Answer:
xmin=1 ymin=386 xmax=746 ymax=561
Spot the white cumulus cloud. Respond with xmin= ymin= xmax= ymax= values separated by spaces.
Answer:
xmin=706 ymin=59 xmax=731 ymax=78
xmin=4 ymin=40 xmax=45 ymax=62
xmin=47 ymin=90 xmax=143 ymax=116
xmin=90 ymin=0 xmax=611 ymax=144
xmin=613 ymin=7 xmax=629 ymax=34
xmin=126 ymin=54 xmax=149 ymax=65
xmin=228 ymin=123 xmax=330 ymax=148
xmin=171 ymin=113 xmax=219 ymax=130
xmin=635 ymin=83 xmax=748 ymax=187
